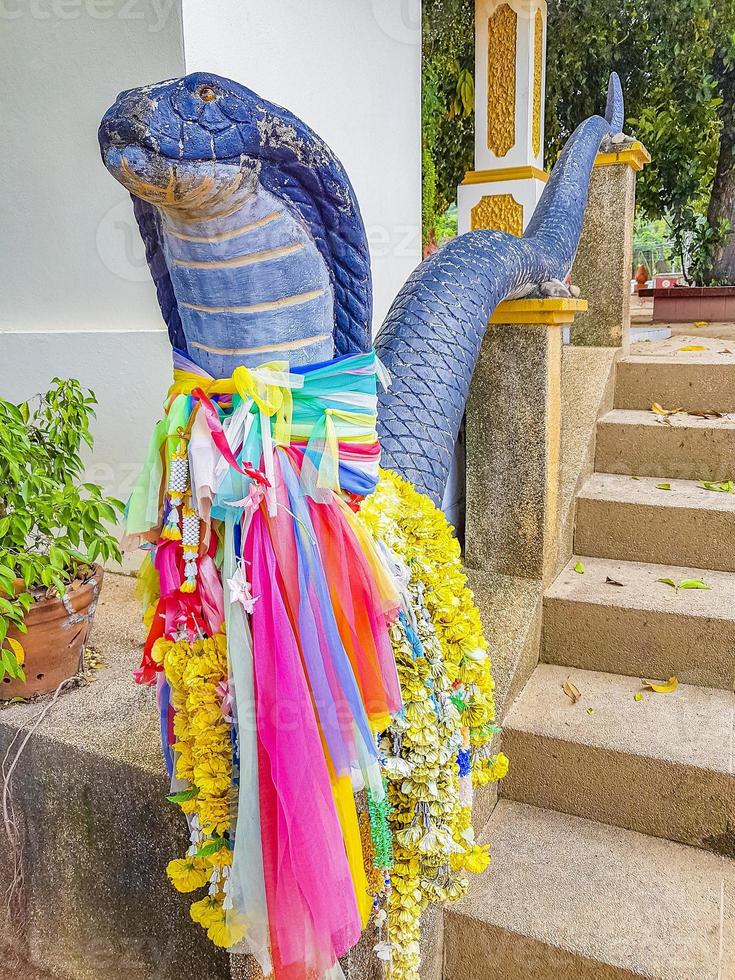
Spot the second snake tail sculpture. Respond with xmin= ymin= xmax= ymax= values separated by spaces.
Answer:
xmin=375 ymin=73 xmax=624 ymax=502
xmin=100 ymin=71 xmax=625 ymax=504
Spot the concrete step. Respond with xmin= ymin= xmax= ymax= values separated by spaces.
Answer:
xmin=575 ymin=473 xmax=735 ymax=572
xmin=595 ymin=408 xmax=735 ymax=480
xmin=543 ymin=556 xmax=735 ymax=690
xmin=444 ymin=800 xmax=735 ymax=980
xmin=501 ymin=664 xmax=734 ymax=851
xmin=615 ymin=352 xmax=735 ymax=413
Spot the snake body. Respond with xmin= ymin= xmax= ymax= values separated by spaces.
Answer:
xmin=100 ymin=72 xmax=624 ymax=499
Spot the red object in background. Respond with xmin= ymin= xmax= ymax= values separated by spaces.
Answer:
xmin=638 ymin=284 xmax=735 ymax=322
xmin=635 ymin=263 xmax=649 ymax=290
xmin=652 ymin=274 xmax=683 ymax=289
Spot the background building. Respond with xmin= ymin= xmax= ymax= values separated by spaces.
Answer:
xmin=0 ymin=0 xmax=422 ymax=543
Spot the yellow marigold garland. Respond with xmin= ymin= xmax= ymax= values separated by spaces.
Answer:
xmin=151 ymin=633 xmax=245 ymax=948
xmin=358 ymin=469 xmax=509 ymax=980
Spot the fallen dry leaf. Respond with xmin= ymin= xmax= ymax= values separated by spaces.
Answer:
xmin=605 ymin=576 xmax=625 ymax=587
xmin=677 ymin=345 xmax=707 ymax=351
xmin=651 ymin=402 xmax=683 ymax=417
xmin=641 ymin=676 xmax=679 ymax=694
xmin=688 ymin=410 xmax=723 ymax=419
xmin=562 ymin=677 xmax=582 ymax=704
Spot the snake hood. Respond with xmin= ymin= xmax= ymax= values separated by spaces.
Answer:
xmin=99 ymin=72 xmax=372 ymax=370
xmin=100 ymin=71 xmax=625 ymax=500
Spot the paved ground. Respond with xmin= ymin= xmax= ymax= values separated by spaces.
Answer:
xmin=630 ymin=293 xmax=653 ymax=324
xmin=631 ymin=331 xmax=735 ymax=355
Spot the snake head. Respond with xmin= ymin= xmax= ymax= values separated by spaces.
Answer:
xmin=98 ymin=72 xmax=268 ymax=218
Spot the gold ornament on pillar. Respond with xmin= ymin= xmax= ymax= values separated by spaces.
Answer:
xmin=532 ymin=9 xmax=544 ymax=158
xmin=487 ymin=3 xmax=517 ymax=157
xmin=470 ymin=193 xmax=523 ymax=236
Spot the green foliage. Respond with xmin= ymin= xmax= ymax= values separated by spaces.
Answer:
xmin=546 ymin=0 xmax=735 ymax=283
xmin=675 ymin=212 xmax=730 ymax=284
xmin=633 ymin=215 xmax=679 ymax=274
xmin=422 ymin=0 xmax=475 ymax=245
xmin=0 ymin=379 xmax=124 ymax=683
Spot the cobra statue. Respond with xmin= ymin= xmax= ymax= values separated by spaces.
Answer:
xmin=98 ymin=70 xmax=625 ymax=980
xmin=99 ymin=70 xmax=624 ymax=504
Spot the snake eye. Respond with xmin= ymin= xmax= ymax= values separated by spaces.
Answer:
xmin=198 ymin=86 xmax=217 ymax=103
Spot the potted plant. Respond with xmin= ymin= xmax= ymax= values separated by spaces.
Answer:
xmin=0 ymin=378 xmax=124 ymax=697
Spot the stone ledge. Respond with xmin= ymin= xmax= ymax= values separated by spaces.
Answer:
xmin=490 ymin=298 xmax=588 ymax=325
xmin=0 ymin=574 xmax=230 ymax=980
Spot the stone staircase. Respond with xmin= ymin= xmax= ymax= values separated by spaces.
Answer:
xmin=445 ymin=351 xmax=735 ymax=979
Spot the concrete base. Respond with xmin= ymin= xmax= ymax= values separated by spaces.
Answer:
xmin=468 ymin=569 xmax=542 ymax=723
xmin=544 ymin=556 xmax=735 ymax=690
xmin=466 ymin=320 xmax=562 ymax=583
xmin=0 ymin=575 xmax=230 ymax=980
xmin=570 ymin=158 xmax=636 ymax=350
xmin=556 ymin=346 xmax=617 ymax=578
xmin=596 ymin=408 xmax=735 ymax=481
xmin=615 ymin=351 xmax=735 ymax=413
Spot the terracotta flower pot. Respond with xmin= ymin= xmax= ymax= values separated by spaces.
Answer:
xmin=1 ymin=566 xmax=104 ymax=699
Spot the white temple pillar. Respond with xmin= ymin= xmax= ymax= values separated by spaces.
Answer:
xmin=458 ymin=0 xmax=548 ymax=235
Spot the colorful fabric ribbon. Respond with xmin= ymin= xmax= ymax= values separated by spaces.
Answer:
xmin=130 ymin=349 xmax=402 ymax=979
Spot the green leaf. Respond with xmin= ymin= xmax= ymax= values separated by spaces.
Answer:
xmin=573 ymin=562 xmax=585 ymax=574
xmin=678 ymin=578 xmax=711 ymax=589
xmin=1 ymin=649 xmax=21 ymax=681
xmin=656 ymin=483 xmax=672 ymax=491
xmin=698 ymin=480 xmax=735 ymax=493
xmin=166 ymin=786 xmax=200 ymax=804
xmin=657 ymin=577 xmax=678 ymax=589
xmin=196 ymin=836 xmax=232 ymax=858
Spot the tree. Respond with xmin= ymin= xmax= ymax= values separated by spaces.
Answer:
xmin=705 ymin=9 xmax=735 ymax=282
xmin=422 ymin=0 xmax=475 ymax=248
xmin=546 ymin=0 xmax=735 ymax=283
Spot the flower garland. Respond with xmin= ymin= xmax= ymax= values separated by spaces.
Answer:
xmin=358 ymin=470 xmax=509 ymax=980
xmin=141 ymin=467 xmax=508 ymax=972
xmin=150 ymin=633 xmax=244 ymax=949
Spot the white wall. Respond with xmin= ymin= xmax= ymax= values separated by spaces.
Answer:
xmin=181 ymin=0 xmax=423 ymax=332
xmin=1 ymin=0 xmax=186 ymax=332
xmin=0 ymin=0 xmax=186 ymax=562
xmin=0 ymin=0 xmax=422 ymax=563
